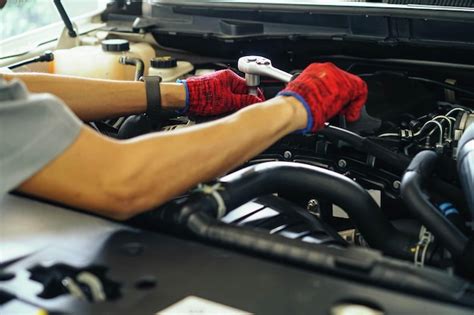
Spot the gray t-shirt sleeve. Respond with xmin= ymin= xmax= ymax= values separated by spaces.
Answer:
xmin=0 ymin=79 xmax=83 ymax=195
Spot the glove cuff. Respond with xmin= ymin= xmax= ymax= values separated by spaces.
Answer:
xmin=176 ymin=79 xmax=190 ymax=115
xmin=277 ymin=90 xmax=313 ymax=134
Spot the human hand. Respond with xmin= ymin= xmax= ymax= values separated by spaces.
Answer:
xmin=278 ymin=63 xmax=368 ymax=133
xmin=178 ymin=69 xmax=265 ymax=116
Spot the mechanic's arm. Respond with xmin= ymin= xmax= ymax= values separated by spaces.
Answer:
xmin=18 ymin=63 xmax=367 ymax=220
xmin=19 ymin=96 xmax=306 ymax=220
xmin=1 ymin=72 xmax=185 ymax=121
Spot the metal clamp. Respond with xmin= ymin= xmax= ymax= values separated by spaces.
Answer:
xmin=414 ymin=225 xmax=434 ymax=267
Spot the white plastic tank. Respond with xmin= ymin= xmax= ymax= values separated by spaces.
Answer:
xmin=148 ymin=56 xmax=194 ymax=82
xmin=52 ymin=39 xmax=155 ymax=80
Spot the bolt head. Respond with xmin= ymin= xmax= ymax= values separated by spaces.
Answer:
xmin=393 ymin=181 xmax=401 ymax=190
xmin=337 ymin=159 xmax=347 ymax=168
xmin=307 ymin=199 xmax=320 ymax=215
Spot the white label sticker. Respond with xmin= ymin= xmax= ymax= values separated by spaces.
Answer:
xmin=157 ymin=296 xmax=252 ymax=315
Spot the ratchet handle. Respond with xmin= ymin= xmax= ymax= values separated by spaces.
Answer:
xmin=238 ymin=56 xmax=293 ymax=83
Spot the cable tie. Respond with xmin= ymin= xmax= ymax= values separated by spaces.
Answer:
xmin=195 ymin=183 xmax=227 ymax=219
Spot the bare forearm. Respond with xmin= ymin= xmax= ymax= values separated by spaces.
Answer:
xmin=2 ymin=72 xmax=185 ymax=121
xmin=19 ymin=96 xmax=306 ymax=220
xmin=113 ymin=96 xmax=307 ymax=215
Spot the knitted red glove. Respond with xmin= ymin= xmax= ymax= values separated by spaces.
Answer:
xmin=278 ymin=62 xmax=368 ymax=133
xmin=178 ymin=69 xmax=265 ymax=116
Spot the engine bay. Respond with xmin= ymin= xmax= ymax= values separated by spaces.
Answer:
xmin=5 ymin=39 xmax=474 ymax=309
xmin=115 ymin=53 xmax=474 ymax=271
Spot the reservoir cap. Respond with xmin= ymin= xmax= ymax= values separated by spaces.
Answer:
xmin=102 ymin=39 xmax=130 ymax=52
xmin=151 ymin=56 xmax=178 ymax=69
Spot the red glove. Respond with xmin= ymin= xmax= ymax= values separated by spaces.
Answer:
xmin=178 ymin=69 xmax=265 ymax=116
xmin=278 ymin=62 xmax=368 ymax=133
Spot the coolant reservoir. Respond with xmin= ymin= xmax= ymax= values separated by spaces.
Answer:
xmin=52 ymin=39 xmax=155 ymax=80
xmin=148 ymin=57 xmax=194 ymax=82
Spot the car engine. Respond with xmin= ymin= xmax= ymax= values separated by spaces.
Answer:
xmin=106 ymin=53 xmax=474 ymax=277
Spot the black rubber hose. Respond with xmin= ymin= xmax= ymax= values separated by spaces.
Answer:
xmin=320 ymin=125 xmax=468 ymax=207
xmin=181 ymin=207 xmax=474 ymax=305
xmin=459 ymin=238 xmax=474 ymax=279
xmin=133 ymin=162 xmax=415 ymax=259
xmin=401 ymin=151 xmax=468 ymax=257
xmin=319 ymin=125 xmax=411 ymax=171
xmin=217 ymin=162 xmax=415 ymax=259
xmin=457 ymin=123 xmax=474 ymax=218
